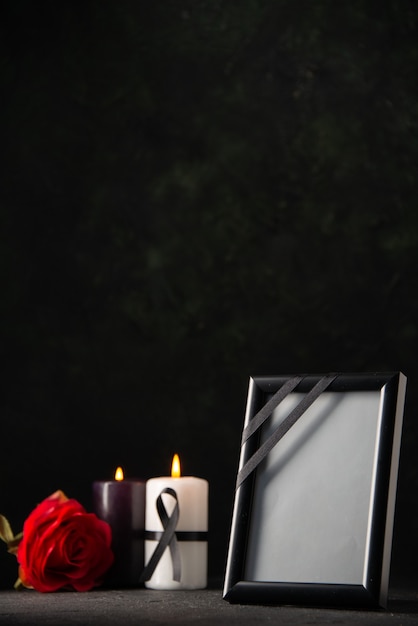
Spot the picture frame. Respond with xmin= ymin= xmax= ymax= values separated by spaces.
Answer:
xmin=223 ymin=372 xmax=407 ymax=609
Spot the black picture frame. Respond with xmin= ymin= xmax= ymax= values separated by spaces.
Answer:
xmin=223 ymin=372 xmax=407 ymax=609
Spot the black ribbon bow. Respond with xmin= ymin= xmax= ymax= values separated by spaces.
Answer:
xmin=139 ymin=487 xmax=181 ymax=583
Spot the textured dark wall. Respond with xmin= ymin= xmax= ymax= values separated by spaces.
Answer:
xmin=1 ymin=1 xmax=417 ymax=589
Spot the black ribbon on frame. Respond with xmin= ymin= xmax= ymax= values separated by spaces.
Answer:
xmin=139 ymin=487 xmax=181 ymax=583
xmin=236 ymin=373 xmax=338 ymax=489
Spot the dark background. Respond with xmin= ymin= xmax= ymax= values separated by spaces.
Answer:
xmin=1 ymin=0 xmax=417 ymax=590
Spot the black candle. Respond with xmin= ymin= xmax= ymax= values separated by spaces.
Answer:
xmin=92 ymin=467 xmax=146 ymax=588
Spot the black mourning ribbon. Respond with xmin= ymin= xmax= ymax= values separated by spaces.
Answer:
xmin=139 ymin=488 xmax=181 ymax=583
xmin=236 ymin=373 xmax=338 ymax=489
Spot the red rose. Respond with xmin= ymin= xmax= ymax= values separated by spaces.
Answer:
xmin=17 ymin=490 xmax=114 ymax=592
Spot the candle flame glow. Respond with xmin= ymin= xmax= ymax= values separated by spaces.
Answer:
xmin=171 ymin=454 xmax=181 ymax=478
xmin=115 ymin=466 xmax=124 ymax=481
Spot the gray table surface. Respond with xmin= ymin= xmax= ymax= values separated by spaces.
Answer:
xmin=1 ymin=586 xmax=418 ymax=626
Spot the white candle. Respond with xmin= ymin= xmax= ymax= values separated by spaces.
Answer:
xmin=143 ymin=454 xmax=208 ymax=589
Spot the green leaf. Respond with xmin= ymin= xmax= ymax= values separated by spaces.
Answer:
xmin=0 ymin=515 xmax=22 ymax=555
xmin=0 ymin=514 xmax=14 ymax=544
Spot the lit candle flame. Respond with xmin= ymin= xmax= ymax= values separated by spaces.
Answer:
xmin=171 ymin=454 xmax=181 ymax=478
xmin=115 ymin=466 xmax=124 ymax=481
